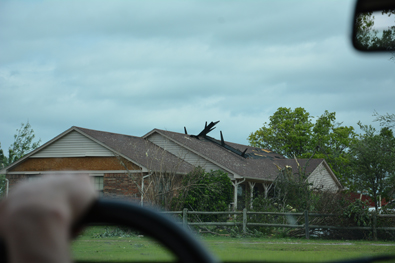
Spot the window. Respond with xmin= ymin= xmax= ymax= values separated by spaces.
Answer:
xmin=91 ymin=175 xmax=104 ymax=196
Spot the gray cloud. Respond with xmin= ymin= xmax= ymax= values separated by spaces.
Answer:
xmin=0 ymin=0 xmax=394 ymax=152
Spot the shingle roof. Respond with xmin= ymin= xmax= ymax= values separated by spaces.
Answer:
xmin=0 ymin=125 xmax=331 ymax=184
xmin=75 ymin=127 xmax=194 ymax=174
xmin=145 ymin=129 xmax=325 ymax=182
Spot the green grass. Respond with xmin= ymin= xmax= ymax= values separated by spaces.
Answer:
xmin=72 ymin=226 xmax=175 ymax=262
xmin=72 ymin=227 xmax=395 ymax=262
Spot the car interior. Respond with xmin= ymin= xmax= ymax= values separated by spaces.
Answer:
xmin=1 ymin=0 xmax=395 ymax=262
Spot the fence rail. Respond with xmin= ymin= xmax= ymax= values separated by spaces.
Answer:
xmin=162 ymin=209 xmax=395 ymax=240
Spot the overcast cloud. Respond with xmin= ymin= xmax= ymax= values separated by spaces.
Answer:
xmin=1 ymin=0 xmax=394 ymax=152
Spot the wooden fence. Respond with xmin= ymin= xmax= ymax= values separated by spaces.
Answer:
xmin=164 ymin=209 xmax=395 ymax=240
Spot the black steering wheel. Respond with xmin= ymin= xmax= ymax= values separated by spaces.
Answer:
xmin=0 ymin=198 xmax=218 ymax=263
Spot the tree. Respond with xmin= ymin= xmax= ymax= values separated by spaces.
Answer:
xmin=0 ymin=143 xmax=7 ymax=169
xmin=248 ymin=108 xmax=357 ymax=184
xmin=349 ymin=122 xmax=395 ymax=212
xmin=0 ymin=121 xmax=41 ymax=168
xmin=355 ymin=10 xmax=395 ymax=60
xmin=248 ymin=107 xmax=313 ymax=158
xmin=308 ymin=111 xmax=357 ymax=185
xmin=374 ymin=110 xmax=395 ymax=129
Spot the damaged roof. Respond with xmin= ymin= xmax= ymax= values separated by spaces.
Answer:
xmin=2 ymin=122 xmax=331 ymax=185
xmin=78 ymin=123 xmax=329 ymax=182
xmin=144 ymin=127 xmax=326 ymax=182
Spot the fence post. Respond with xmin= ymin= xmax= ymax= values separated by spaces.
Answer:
xmin=372 ymin=212 xmax=377 ymax=241
xmin=243 ymin=208 xmax=247 ymax=234
xmin=304 ymin=210 xmax=310 ymax=239
xmin=183 ymin=208 xmax=188 ymax=228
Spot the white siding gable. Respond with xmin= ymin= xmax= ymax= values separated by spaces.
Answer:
xmin=307 ymin=162 xmax=339 ymax=192
xmin=32 ymin=131 xmax=114 ymax=158
xmin=148 ymin=133 xmax=232 ymax=175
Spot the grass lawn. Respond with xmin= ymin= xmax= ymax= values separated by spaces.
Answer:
xmin=72 ymin=227 xmax=395 ymax=262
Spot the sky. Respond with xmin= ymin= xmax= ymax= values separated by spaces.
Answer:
xmin=1 ymin=0 xmax=394 ymax=153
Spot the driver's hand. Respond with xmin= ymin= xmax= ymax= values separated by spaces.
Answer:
xmin=0 ymin=174 xmax=97 ymax=263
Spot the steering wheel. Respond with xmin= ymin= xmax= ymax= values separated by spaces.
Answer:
xmin=0 ymin=198 xmax=218 ymax=263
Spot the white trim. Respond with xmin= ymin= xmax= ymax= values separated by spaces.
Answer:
xmin=233 ymin=173 xmax=243 ymax=179
xmin=237 ymin=175 xmax=274 ymax=183
xmin=322 ymin=160 xmax=342 ymax=188
xmin=6 ymin=170 xmax=144 ymax=175
xmin=141 ymin=172 xmax=153 ymax=207
xmin=10 ymin=172 xmax=41 ymax=175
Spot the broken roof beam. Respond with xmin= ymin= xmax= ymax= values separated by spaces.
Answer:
xmin=241 ymin=148 xmax=248 ymax=157
xmin=204 ymin=135 xmax=248 ymax=159
xmin=197 ymin=121 xmax=219 ymax=137
xmin=220 ymin=131 xmax=225 ymax=146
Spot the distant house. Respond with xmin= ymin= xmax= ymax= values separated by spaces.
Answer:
xmin=0 ymin=122 xmax=342 ymax=209
xmin=347 ymin=192 xmax=390 ymax=210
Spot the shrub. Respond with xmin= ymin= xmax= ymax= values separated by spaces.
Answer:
xmin=172 ymin=168 xmax=233 ymax=222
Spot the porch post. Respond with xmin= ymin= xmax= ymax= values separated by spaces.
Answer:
xmin=248 ymin=181 xmax=256 ymax=209
xmin=233 ymin=182 xmax=238 ymax=211
xmin=262 ymin=183 xmax=272 ymax=199
xmin=231 ymin=178 xmax=245 ymax=211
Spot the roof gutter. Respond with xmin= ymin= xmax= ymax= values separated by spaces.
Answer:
xmin=235 ymin=175 xmax=275 ymax=183
xmin=4 ymin=178 xmax=9 ymax=198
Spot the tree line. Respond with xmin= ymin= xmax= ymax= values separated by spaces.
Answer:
xmin=248 ymin=107 xmax=395 ymax=212
xmin=1 ymin=110 xmax=395 ymax=214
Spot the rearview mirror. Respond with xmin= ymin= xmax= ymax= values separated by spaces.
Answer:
xmin=352 ymin=0 xmax=395 ymax=52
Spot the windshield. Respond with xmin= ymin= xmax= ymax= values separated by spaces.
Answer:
xmin=1 ymin=1 xmax=395 ymax=262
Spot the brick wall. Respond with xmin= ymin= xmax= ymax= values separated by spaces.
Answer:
xmin=10 ymin=157 xmax=139 ymax=172
xmin=5 ymin=172 xmax=145 ymax=203
xmin=103 ymin=173 xmax=142 ymax=202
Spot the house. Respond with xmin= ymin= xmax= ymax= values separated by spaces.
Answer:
xmin=347 ymin=192 xmax=391 ymax=210
xmin=0 ymin=121 xmax=342 ymax=209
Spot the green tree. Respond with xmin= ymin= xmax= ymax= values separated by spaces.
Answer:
xmin=349 ymin=122 xmax=395 ymax=212
xmin=248 ymin=107 xmax=314 ymax=158
xmin=308 ymin=111 xmax=357 ymax=185
xmin=0 ymin=121 xmax=41 ymax=168
xmin=355 ymin=10 xmax=395 ymax=60
xmin=0 ymin=143 xmax=7 ymax=169
xmin=248 ymin=108 xmax=356 ymax=185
